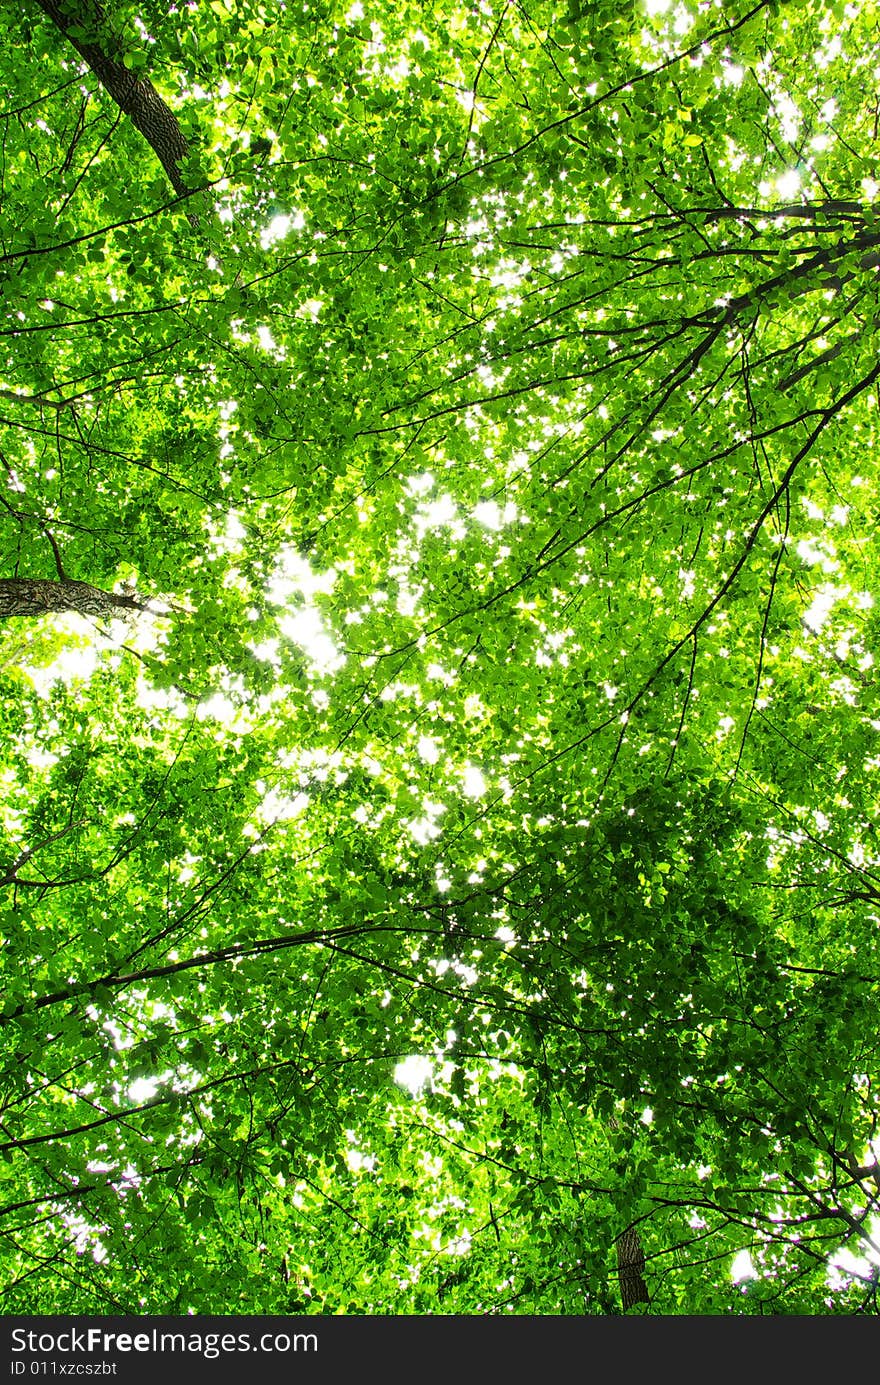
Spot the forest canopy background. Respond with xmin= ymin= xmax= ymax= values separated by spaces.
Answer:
xmin=0 ymin=0 xmax=879 ymax=1315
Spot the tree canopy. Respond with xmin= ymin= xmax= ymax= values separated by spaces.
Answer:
xmin=1 ymin=0 xmax=879 ymax=1315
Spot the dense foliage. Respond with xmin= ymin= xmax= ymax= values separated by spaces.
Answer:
xmin=1 ymin=0 xmax=879 ymax=1314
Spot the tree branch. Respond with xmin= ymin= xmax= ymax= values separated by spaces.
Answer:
xmin=32 ymin=0 xmax=193 ymax=202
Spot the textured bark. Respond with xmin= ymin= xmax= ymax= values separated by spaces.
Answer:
xmin=616 ymin=1225 xmax=649 ymax=1311
xmin=0 ymin=578 xmax=146 ymax=620
xmin=33 ymin=0 xmax=191 ymax=197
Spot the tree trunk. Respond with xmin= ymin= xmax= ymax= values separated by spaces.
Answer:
xmin=33 ymin=0 xmax=191 ymax=198
xmin=0 ymin=578 xmax=146 ymax=620
xmin=616 ymin=1224 xmax=649 ymax=1311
